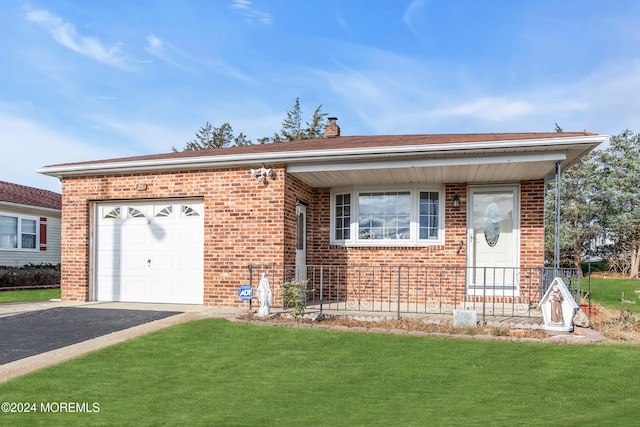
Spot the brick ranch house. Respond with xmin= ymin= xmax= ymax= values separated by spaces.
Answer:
xmin=37 ymin=122 xmax=605 ymax=311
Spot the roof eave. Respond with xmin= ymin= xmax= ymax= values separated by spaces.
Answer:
xmin=36 ymin=135 xmax=607 ymax=179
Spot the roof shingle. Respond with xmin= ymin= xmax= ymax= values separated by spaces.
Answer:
xmin=0 ymin=181 xmax=62 ymax=210
xmin=44 ymin=132 xmax=597 ymax=169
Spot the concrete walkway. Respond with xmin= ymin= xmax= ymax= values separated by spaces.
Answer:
xmin=0 ymin=300 xmax=606 ymax=384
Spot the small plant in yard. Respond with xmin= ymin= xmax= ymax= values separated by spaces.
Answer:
xmin=619 ymin=291 xmax=637 ymax=323
xmin=491 ymin=326 xmax=510 ymax=336
xmin=281 ymin=279 xmax=309 ymax=319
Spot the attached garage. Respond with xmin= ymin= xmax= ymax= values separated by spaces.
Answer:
xmin=94 ymin=199 xmax=204 ymax=304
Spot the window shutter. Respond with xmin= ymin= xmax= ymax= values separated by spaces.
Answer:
xmin=39 ymin=217 xmax=47 ymax=251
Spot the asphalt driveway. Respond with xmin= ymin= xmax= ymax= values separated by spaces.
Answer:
xmin=0 ymin=307 xmax=182 ymax=364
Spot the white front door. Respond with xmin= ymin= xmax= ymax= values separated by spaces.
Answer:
xmin=95 ymin=200 xmax=204 ymax=304
xmin=468 ymin=186 xmax=519 ymax=295
xmin=295 ymin=204 xmax=307 ymax=281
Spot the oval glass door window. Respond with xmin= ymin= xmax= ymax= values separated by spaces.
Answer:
xmin=483 ymin=202 xmax=501 ymax=247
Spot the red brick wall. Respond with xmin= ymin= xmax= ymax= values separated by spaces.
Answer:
xmin=283 ymin=174 xmax=313 ymax=267
xmin=307 ymin=183 xmax=468 ymax=267
xmin=520 ymin=180 xmax=545 ymax=268
xmin=60 ymin=166 xmax=545 ymax=307
xmin=60 ymin=167 xmax=289 ymax=306
xmin=305 ymin=181 xmax=546 ymax=303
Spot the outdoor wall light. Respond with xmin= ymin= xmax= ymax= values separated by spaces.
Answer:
xmin=452 ymin=194 xmax=461 ymax=208
xmin=251 ymin=165 xmax=274 ymax=184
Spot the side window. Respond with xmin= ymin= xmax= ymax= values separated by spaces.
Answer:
xmin=0 ymin=214 xmax=40 ymax=250
xmin=0 ymin=215 xmax=18 ymax=248
xmin=334 ymin=193 xmax=351 ymax=240
xmin=419 ymin=192 xmax=440 ymax=240
xmin=21 ymin=219 xmax=37 ymax=249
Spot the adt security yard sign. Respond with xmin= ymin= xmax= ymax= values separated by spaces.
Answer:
xmin=238 ymin=284 xmax=254 ymax=301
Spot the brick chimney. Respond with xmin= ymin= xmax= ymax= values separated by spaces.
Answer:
xmin=324 ymin=116 xmax=340 ymax=138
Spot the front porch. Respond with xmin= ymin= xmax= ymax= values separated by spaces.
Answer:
xmin=248 ymin=265 xmax=581 ymax=324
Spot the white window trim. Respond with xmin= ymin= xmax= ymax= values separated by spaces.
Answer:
xmin=330 ymin=185 xmax=445 ymax=247
xmin=0 ymin=212 xmax=40 ymax=252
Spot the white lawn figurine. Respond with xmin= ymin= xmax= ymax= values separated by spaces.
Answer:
xmin=257 ymin=271 xmax=272 ymax=317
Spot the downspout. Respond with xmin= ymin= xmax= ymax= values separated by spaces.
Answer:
xmin=554 ymin=161 xmax=562 ymax=272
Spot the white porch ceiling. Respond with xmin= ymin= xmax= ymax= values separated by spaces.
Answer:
xmin=287 ymin=149 xmax=574 ymax=187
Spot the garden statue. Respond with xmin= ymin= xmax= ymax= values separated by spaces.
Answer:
xmin=538 ymin=277 xmax=579 ymax=332
xmin=549 ymin=285 xmax=564 ymax=325
xmin=257 ymin=271 xmax=271 ymax=317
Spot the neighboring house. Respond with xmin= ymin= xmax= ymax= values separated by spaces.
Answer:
xmin=37 ymin=121 xmax=605 ymax=308
xmin=0 ymin=180 xmax=61 ymax=267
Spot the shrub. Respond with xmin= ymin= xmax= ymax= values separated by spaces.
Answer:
xmin=0 ymin=264 xmax=61 ymax=289
xmin=281 ymin=279 xmax=308 ymax=319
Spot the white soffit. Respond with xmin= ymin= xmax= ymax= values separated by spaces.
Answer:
xmin=287 ymin=152 xmax=568 ymax=186
xmin=286 ymin=152 xmax=567 ymax=174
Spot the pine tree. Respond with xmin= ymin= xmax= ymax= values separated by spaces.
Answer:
xmin=172 ymin=122 xmax=247 ymax=152
xmin=272 ymin=97 xmax=327 ymax=142
xmin=173 ymin=98 xmax=327 ymax=151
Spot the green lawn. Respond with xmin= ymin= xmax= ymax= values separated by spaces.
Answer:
xmin=0 ymin=319 xmax=638 ymax=426
xmin=0 ymin=288 xmax=60 ymax=303
xmin=584 ymin=277 xmax=640 ymax=313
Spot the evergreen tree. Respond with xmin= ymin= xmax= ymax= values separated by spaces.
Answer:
xmin=545 ymin=129 xmax=640 ymax=278
xmin=597 ymin=130 xmax=640 ymax=278
xmin=173 ymin=98 xmax=327 ymax=151
xmin=172 ymin=122 xmax=244 ymax=152
xmin=272 ymin=97 xmax=327 ymax=142
xmin=544 ymin=151 xmax=599 ymax=269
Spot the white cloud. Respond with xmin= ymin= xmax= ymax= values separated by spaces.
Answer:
xmin=0 ymin=111 xmax=127 ymax=192
xmin=144 ymin=34 xmax=192 ymax=71
xmin=26 ymin=9 xmax=135 ymax=71
xmin=86 ymin=114 xmax=193 ymax=153
xmin=403 ymin=0 xmax=431 ymax=45
xmin=431 ymin=98 xmax=535 ymax=122
xmin=144 ymin=33 xmax=255 ymax=83
xmin=230 ymin=0 xmax=272 ymax=25
xmin=300 ymin=33 xmax=640 ymax=135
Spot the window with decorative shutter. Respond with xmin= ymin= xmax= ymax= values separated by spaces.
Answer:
xmin=39 ymin=217 xmax=47 ymax=251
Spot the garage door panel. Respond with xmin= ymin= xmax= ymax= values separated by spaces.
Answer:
xmin=97 ymin=226 xmax=120 ymax=246
xmin=95 ymin=200 xmax=204 ymax=304
xmin=178 ymin=255 xmax=202 ymax=271
xmin=150 ymin=255 xmax=174 ymax=271
xmin=122 ymin=254 xmax=151 ymax=273
xmin=96 ymin=276 xmax=123 ymax=301
xmin=122 ymin=277 xmax=149 ymax=300
xmin=97 ymin=252 xmax=121 ymax=272
xmin=123 ymin=226 xmax=151 ymax=246
xmin=177 ymin=225 xmax=203 ymax=244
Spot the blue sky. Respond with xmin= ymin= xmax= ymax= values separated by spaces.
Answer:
xmin=2 ymin=0 xmax=639 ymax=192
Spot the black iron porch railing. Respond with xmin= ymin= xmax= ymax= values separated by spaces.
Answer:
xmin=247 ymin=265 xmax=581 ymax=322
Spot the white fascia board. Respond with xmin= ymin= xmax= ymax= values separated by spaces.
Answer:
xmin=36 ymin=135 xmax=605 ymax=178
xmin=0 ymin=201 xmax=61 ymax=214
xmin=287 ymin=152 xmax=567 ymax=174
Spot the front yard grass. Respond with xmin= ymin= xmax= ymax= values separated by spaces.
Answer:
xmin=584 ymin=277 xmax=640 ymax=313
xmin=0 ymin=288 xmax=60 ymax=303
xmin=1 ymin=318 xmax=638 ymax=426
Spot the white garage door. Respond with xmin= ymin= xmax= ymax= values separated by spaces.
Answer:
xmin=95 ymin=200 xmax=204 ymax=304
